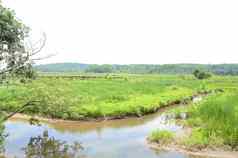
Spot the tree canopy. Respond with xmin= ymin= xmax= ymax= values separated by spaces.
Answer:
xmin=0 ymin=3 xmax=33 ymax=79
xmin=193 ymin=69 xmax=212 ymax=80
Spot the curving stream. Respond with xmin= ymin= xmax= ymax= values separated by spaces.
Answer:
xmin=2 ymin=97 xmax=213 ymax=158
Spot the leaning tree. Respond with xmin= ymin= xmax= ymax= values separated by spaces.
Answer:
xmin=0 ymin=3 xmax=47 ymax=121
xmin=0 ymin=4 xmax=84 ymax=157
xmin=0 ymin=3 xmax=48 ymax=153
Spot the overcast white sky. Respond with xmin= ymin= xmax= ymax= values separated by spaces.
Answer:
xmin=3 ymin=0 xmax=238 ymax=64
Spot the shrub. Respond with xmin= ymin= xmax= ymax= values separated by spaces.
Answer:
xmin=193 ymin=69 xmax=212 ymax=80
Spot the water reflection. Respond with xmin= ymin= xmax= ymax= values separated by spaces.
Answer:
xmin=0 ymin=125 xmax=6 ymax=155
xmin=0 ymin=140 xmax=4 ymax=157
xmin=9 ymin=104 xmax=185 ymax=135
xmin=3 ymin=112 xmax=185 ymax=158
xmin=23 ymin=130 xmax=83 ymax=158
xmin=1 ymin=97 xmax=217 ymax=158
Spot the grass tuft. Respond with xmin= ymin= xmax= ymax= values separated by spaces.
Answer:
xmin=148 ymin=130 xmax=174 ymax=144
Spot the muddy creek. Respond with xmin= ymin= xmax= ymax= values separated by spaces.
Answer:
xmin=2 ymin=97 xmax=213 ymax=158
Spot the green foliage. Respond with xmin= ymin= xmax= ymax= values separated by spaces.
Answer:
xmin=35 ymin=63 xmax=88 ymax=73
xmin=0 ymin=4 xmax=31 ymax=78
xmin=85 ymin=64 xmax=113 ymax=73
xmin=148 ymin=130 xmax=174 ymax=144
xmin=183 ymin=128 xmax=226 ymax=150
xmin=0 ymin=3 xmax=32 ymax=150
xmin=193 ymin=69 xmax=212 ymax=80
xmin=1 ymin=74 xmax=238 ymax=121
xmin=183 ymin=128 xmax=210 ymax=149
xmin=186 ymin=92 xmax=238 ymax=149
xmin=0 ymin=75 xmax=206 ymax=120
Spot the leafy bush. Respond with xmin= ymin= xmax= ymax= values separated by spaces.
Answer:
xmin=193 ymin=69 xmax=212 ymax=80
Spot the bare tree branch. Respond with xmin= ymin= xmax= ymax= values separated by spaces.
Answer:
xmin=0 ymin=33 xmax=54 ymax=75
xmin=29 ymin=32 xmax=47 ymax=56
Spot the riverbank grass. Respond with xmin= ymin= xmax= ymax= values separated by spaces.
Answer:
xmin=150 ymin=91 xmax=238 ymax=151
xmin=185 ymin=92 xmax=238 ymax=149
xmin=148 ymin=130 xmax=174 ymax=145
xmin=0 ymin=75 xmax=205 ymax=120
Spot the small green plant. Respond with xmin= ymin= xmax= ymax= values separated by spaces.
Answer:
xmin=148 ymin=130 xmax=174 ymax=144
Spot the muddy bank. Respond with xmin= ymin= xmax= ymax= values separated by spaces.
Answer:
xmin=149 ymin=143 xmax=238 ymax=158
xmin=147 ymin=126 xmax=238 ymax=158
xmin=9 ymin=95 xmax=202 ymax=123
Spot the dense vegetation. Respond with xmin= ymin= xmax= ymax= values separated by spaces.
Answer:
xmin=184 ymin=92 xmax=238 ymax=149
xmin=193 ymin=69 xmax=212 ymax=80
xmin=36 ymin=63 xmax=238 ymax=75
xmin=149 ymin=80 xmax=238 ymax=150
xmin=0 ymin=2 xmax=31 ymax=77
xmin=0 ymin=74 xmax=237 ymax=121
xmin=0 ymin=75 xmax=213 ymax=120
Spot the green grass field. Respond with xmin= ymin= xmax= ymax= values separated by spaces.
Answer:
xmin=0 ymin=74 xmax=238 ymax=121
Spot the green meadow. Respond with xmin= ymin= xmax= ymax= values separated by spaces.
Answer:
xmin=0 ymin=74 xmax=237 ymax=121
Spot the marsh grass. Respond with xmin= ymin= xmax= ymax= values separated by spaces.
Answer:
xmin=0 ymin=74 xmax=237 ymax=120
xmin=0 ymin=75 xmax=204 ymax=120
xmin=185 ymin=92 xmax=238 ymax=149
xmin=148 ymin=130 xmax=174 ymax=144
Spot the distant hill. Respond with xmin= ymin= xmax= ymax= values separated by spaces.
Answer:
xmin=35 ymin=63 xmax=238 ymax=75
xmin=35 ymin=63 xmax=89 ymax=72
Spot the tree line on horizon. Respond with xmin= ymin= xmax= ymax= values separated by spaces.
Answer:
xmin=35 ymin=63 xmax=238 ymax=75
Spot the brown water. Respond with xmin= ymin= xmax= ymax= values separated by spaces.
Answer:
xmin=2 ymin=98 xmax=212 ymax=158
